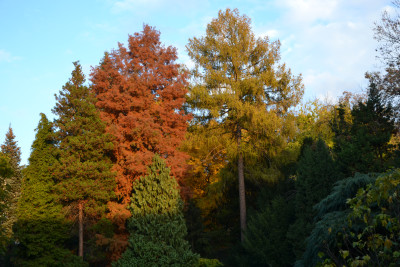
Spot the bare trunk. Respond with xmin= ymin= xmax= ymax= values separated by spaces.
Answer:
xmin=237 ymin=125 xmax=246 ymax=242
xmin=78 ymin=201 xmax=84 ymax=258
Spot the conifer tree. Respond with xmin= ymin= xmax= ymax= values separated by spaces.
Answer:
xmin=333 ymin=78 xmax=396 ymax=176
xmin=113 ymin=155 xmax=198 ymax=267
xmin=0 ymin=153 xmax=12 ymax=259
xmin=52 ymin=62 xmax=115 ymax=260
xmin=1 ymin=126 xmax=22 ymax=239
xmin=91 ymin=25 xmax=191 ymax=255
xmin=186 ymin=8 xmax=303 ymax=241
xmin=287 ymin=139 xmax=339 ymax=261
xmin=13 ymin=113 xmax=82 ymax=266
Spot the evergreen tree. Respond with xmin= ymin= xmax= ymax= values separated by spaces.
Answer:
xmin=333 ymin=78 xmax=396 ymax=177
xmin=351 ymin=78 xmax=396 ymax=170
xmin=52 ymin=62 xmax=115 ymax=260
xmin=12 ymin=113 xmax=82 ymax=267
xmin=0 ymin=153 xmax=12 ymax=259
xmin=242 ymin=195 xmax=295 ymax=267
xmin=287 ymin=139 xmax=339 ymax=261
xmin=300 ymin=173 xmax=376 ymax=266
xmin=113 ymin=155 xmax=198 ymax=267
xmin=186 ymin=8 xmax=304 ymax=241
xmin=1 ymin=126 xmax=22 ymax=239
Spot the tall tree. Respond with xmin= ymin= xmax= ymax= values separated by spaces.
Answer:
xmin=113 ymin=155 xmax=198 ymax=266
xmin=186 ymin=8 xmax=303 ymax=241
xmin=91 ymin=25 xmax=191 ymax=255
xmin=0 ymin=153 xmax=12 ymax=260
xmin=52 ymin=62 xmax=115 ymax=260
xmin=333 ymin=78 xmax=396 ymax=177
xmin=13 ymin=113 xmax=83 ymax=266
xmin=1 ymin=126 xmax=22 ymax=239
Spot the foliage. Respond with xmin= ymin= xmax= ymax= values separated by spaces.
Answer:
xmin=332 ymin=79 xmax=396 ymax=177
xmin=0 ymin=126 xmax=22 ymax=240
xmin=319 ymin=169 xmax=400 ymax=266
xmin=52 ymin=61 xmax=115 ymax=261
xmin=91 ymin=26 xmax=191 ymax=256
xmin=295 ymin=99 xmax=335 ymax=147
xmin=300 ymin=173 xmax=376 ymax=266
xmin=0 ymin=153 xmax=12 ymax=259
xmin=113 ymin=155 xmax=198 ymax=267
xmin=287 ymin=139 xmax=339 ymax=260
xmin=12 ymin=113 xmax=82 ymax=266
xmin=196 ymin=258 xmax=224 ymax=267
xmin=187 ymin=7 xmax=303 ymax=240
xmin=242 ymin=195 xmax=295 ymax=266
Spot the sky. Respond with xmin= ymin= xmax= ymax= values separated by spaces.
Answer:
xmin=0 ymin=0 xmax=394 ymax=164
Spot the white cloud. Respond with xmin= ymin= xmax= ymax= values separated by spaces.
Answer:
xmin=252 ymin=0 xmax=391 ymax=101
xmin=0 ymin=50 xmax=21 ymax=63
xmin=279 ymin=0 xmax=338 ymax=25
xmin=256 ymin=29 xmax=279 ymax=39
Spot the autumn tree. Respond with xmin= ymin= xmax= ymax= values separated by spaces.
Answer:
xmin=52 ymin=62 xmax=115 ymax=260
xmin=90 ymin=25 xmax=191 ymax=255
xmin=186 ymin=8 xmax=303 ymax=241
xmin=13 ymin=113 xmax=83 ymax=266
xmin=113 ymin=155 xmax=198 ymax=266
xmin=1 ymin=126 xmax=22 ymax=239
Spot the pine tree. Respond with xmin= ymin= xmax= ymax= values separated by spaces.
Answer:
xmin=91 ymin=25 xmax=191 ymax=256
xmin=186 ymin=8 xmax=303 ymax=241
xmin=13 ymin=113 xmax=83 ymax=266
xmin=1 ymin=126 xmax=22 ymax=239
xmin=113 ymin=155 xmax=198 ymax=267
xmin=52 ymin=62 xmax=115 ymax=260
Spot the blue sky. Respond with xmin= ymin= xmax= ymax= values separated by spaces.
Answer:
xmin=0 ymin=0 xmax=393 ymax=164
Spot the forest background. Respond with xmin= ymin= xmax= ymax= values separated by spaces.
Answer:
xmin=1 ymin=1 xmax=400 ymax=267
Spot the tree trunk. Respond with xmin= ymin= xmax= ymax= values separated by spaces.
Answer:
xmin=237 ymin=125 xmax=246 ymax=242
xmin=78 ymin=201 xmax=84 ymax=258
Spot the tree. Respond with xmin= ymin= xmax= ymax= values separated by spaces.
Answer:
xmin=13 ymin=113 xmax=83 ymax=267
xmin=52 ymin=62 xmax=115 ymax=260
xmin=242 ymin=195 xmax=295 ymax=267
xmin=113 ymin=155 xmax=198 ymax=267
xmin=186 ymin=8 xmax=303 ymax=241
xmin=287 ymin=138 xmax=339 ymax=261
xmin=91 ymin=25 xmax=191 ymax=256
xmin=300 ymin=173 xmax=376 ymax=266
xmin=333 ymin=169 xmax=400 ymax=266
xmin=0 ymin=153 xmax=12 ymax=260
xmin=333 ymin=78 xmax=396 ymax=177
xmin=371 ymin=0 xmax=400 ymax=118
xmin=1 ymin=126 xmax=22 ymax=239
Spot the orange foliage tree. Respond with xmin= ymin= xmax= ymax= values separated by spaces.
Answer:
xmin=90 ymin=25 xmax=191 ymax=258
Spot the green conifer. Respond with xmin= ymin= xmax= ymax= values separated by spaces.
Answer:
xmin=287 ymin=139 xmax=339 ymax=260
xmin=52 ymin=61 xmax=115 ymax=260
xmin=113 ymin=155 xmax=198 ymax=267
xmin=0 ymin=153 xmax=12 ymax=258
xmin=13 ymin=113 xmax=82 ymax=266
xmin=1 ymin=126 xmax=22 ymax=239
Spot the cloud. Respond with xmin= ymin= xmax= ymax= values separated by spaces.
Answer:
xmin=0 ymin=50 xmax=21 ymax=63
xmin=253 ymin=0 xmax=391 ymax=101
xmin=279 ymin=0 xmax=338 ymax=25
